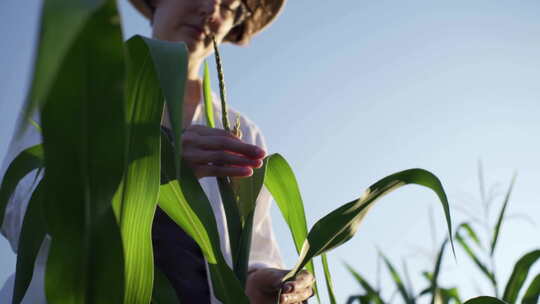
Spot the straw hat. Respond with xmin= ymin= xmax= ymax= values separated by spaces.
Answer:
xmin=129 ymin=0 xmax=286 ymax=45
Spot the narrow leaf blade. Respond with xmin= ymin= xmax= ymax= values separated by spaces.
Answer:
xmin=521 ymin=273 xmax=540 ymax=304
xmin=502 ymin=249 xmax=540 ymax=303
xmin=490 ymin=174 xmax=517 ymax=256
xmin=203 ymin=60 xmax=216 ymax=128
xmin=12 ymin=180 xmax=46 ymax=304
xmin=286 ymin=168 xmax=454 ymax=281
xmin=41 ymin=2 xmax=126 ymax=302
xmin=464 ymin=296 xmax=508 ymax=304
xmin=0 ymin=145 xmax=44 ymax=227
xmin=321 ymin=254 xmax=337 ymax=304
xmin=381 ymin=253 xmax=413 ymax=304
xmin=264 ymin=154 xmax=318 ymax=296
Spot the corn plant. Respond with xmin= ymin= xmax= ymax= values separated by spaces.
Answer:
xmin=453 ymin=167 xmax=540 ymax=304
xmin=345 ymin=169 xmax=539 ymax=304
xmin=1 ymin=1 xmax=457 ymax=303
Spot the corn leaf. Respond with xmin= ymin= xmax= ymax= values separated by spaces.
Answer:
xmin=234 ymin=162 xmax=267 ymax=285
xmin=263 ymin=154 xmax=318 ymax=296
xmin=236 ymin=212 xmax=255 ymax=287
xmin=285 ymin=168 xmax=454 ymax=281
xmin=12 ymin=180 xmax=46 ymax=304
xmin=521 ymin=273 xmax=540 ymax=304
xmin=40 ymin=1 xmax=126 ymax=302
xmin=21 ymin=0 xmax=105 ymax=127
xmin=502 ymin=249 xmax=540 ymax=303
xmin=143 ymin=37 xmax=188 ymax=178
xmin=346 ymin=294 xmax=372 ymax=304
xmin=159 ymin=139 xmax=249 ymax=303
xmin=456 ymin=222 xmax=482 ymax=248
xmin=345 ymin=263 xmax=384 ymax=304
xmin=0 ymin=144 xmax=44 ymax=227
xmin=439 ymin=288 xmax=461 ymax=304
xmin=455 ymin=230 xmax=496 ymax=287
xmin=217 ymin=176 xmax=242 ymax=268
xmin=203 ymin=61 xmax=216 ymax=128
xmin=321 ymin=254 xmax=337 ymax=304
xmin=490 ymin=174 xmax=517 ymax=256
xmin=430 ymin=239 xmax=449 ymax=304
xmin=235 ymin=164 xmax=266 ymax=220
xmin=464 ymin=296 xmax=508 ymax=304
xmin=264 ymin=154 xmax=308 ymax=252
xmin=381 ymin=253 xmax=414 ymax=304
xmin=151 ymin=268 xmax=180 ymax=304
xmin=111 ymin=34 xmax=182 ymax=304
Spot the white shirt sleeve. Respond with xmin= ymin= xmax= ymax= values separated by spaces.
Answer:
xmin=0 ymin=114 xmax=43 ymax=253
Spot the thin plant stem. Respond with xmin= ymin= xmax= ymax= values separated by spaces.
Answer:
xmin=212 ymin=36 xmax=231 ymax=132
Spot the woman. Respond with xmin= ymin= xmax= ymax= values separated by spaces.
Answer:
xmin=0 ymin=0 xmax=314 ymax=304
xmin=135 ymin=0 xmax=316 ymax=302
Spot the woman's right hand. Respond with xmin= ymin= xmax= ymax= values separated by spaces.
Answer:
xmin=181 ymin=124 xmax=266 ymax=179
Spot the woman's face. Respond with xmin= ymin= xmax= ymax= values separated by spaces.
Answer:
xmin=151 ymin=0 xmax=242 ymax=59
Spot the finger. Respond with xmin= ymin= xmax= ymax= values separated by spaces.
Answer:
xmin=195 ymin=164 xmax=253 ymax=178
xmin=280 ymin=287 xmax=314 ymax=304
xmin=186 ymin=124 xmax=239 ymax=138
xmin=193 ymin=136 xmax=266 ymax=159
xmin=184 ymin=150 xmax=263 ymax=168
xmin=288 ymin=270 xmax=315 ymax=292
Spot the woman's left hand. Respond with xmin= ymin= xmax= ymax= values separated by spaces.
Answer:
xmin=246 ymin=267 xmax=315 ymax=304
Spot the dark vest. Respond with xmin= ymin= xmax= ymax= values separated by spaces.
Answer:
xmin=152 ymin=127 xmax=211 ymax=303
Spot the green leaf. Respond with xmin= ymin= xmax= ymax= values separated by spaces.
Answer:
xmin=0 ymin=144 xmax=44 ymax=227
xmin=263 ymin=154 xmax=318 ymax=296
xmin=439 ymin=288 xmax=462 ymax=304
xmin=203 ymin=60 xmax=216 ymax=128
xmin=346 ymin=294 xmax=372 ymax=304
xmin=321 ymin=254 xmax=337 ymax=304
xmin=503 ymin=249 xmax=540 ymax=303
xmin=158 ymin=181 xmax=216 ymax=264
xmin=112 ymin=34 xmax=179 ymax=304
xmin=430 ymin=239 xmax=449 ymax=304
xmin=344 ymin=263 xmax=384 ymax=304
xmin=143 ymin=37 xmax=188 ymax=178
xmin=456 ymin=222 xmax=482 ymax=248
xmin=381 ymin=253 xmax=414 ymax=304
xmin=402 ymin=260 xmax=415 ymax=301
xmin=40 ymin=1 xmax=126 ymax=303
xmin=490 ymin=173 xmax=517 ymax=256
xmin=285 ymin=168 xmax=454 ymax=281
xmin=234 ymin=162 xmax=267 ymax=285
xmin=217 ymin=176 xmax=242 ymax=268
xmin=151 ymin=267 xmax=180 ymax=304
xmin=521 ymin=273 xmax=540 ymax=304
xmin=455 ymin=229 xmax=496 ymax=287
xmin=234 ymin=163 xmax=267 ymax=220
xmin=264 ymin=154 xmax=309 ymax=253
xmin=159 ymin=139 xmax=249 ymax=303
xmin=236 ymin=212 xmax=255 ymax=288
xmin=12 ymin=180 xmax=46 ymax=304
xmin=21 ymin=0 xmax=105 ymax=128
xmin=464 ymin=296 xmax=508 ymax=304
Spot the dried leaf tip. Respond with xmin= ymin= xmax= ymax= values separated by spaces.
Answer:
xmin=233 ymin=116 xmax=242 ymax=139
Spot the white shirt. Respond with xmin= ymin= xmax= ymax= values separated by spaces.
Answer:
xmin=0 ymin=94 xmax=283 ymax=303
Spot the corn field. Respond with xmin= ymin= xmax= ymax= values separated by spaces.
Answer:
xmin=0 ymin=1 xmax=537 ymax=304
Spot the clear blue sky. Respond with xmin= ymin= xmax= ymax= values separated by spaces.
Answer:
xmin=1 ymin=0 xmax=539 ymax=303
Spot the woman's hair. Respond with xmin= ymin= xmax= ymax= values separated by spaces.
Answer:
xmin=144 ymin=0 xmax=261 ymax=45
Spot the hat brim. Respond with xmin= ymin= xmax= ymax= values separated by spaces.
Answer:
xmin=128 ymin=0 xmax=285 ymax=44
